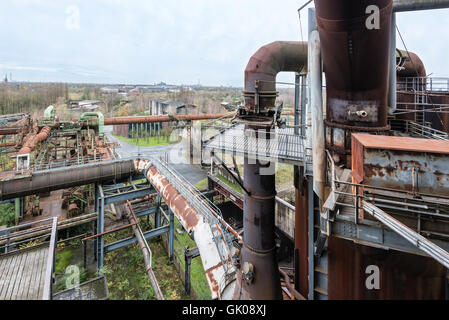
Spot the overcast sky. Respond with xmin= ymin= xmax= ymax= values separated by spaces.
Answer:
xmin=0 ymin=0 xmax=448 ymax=86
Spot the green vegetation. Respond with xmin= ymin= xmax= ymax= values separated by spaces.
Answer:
xmin=103 ymin=218 xmax=190 ymax=300
xmin=216 ymin=174 xmax=242 ymax=194
xmin=55 ymin=247 xmax=74 ymax=274
xmin=0 ymin=203 xmax=15 ymax=227
xmin=276 ymin=164 xmax=294 ymax=186
xmin=0 ymin=83 xmax=68 ymax=115
xmin=113 ymin=134 xmax=179 ymax=147
xmin=172 ymin=218 xmax=211 ymax=300
xmin=194 ymin=178 xmax=208 ymax=191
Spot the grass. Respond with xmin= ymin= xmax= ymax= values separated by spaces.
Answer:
xmin=216 ymin=174 xmax=243 ymax=194
xmin=102 ymin=217 xmax=196 ymax=300
xmin=172 ymin=218 xmax=211 ymax=300
xmin=55 ymin=249 xmax=74 ymax=274
xmin=194 ymin=179 xmax=208 ymax=191
xmin=275 ymin=164 xmax=294 ymax=186
xmin=113 ymin=134 xmax=179 ymax=147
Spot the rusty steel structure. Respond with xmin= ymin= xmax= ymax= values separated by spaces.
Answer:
xmin=0 ymin=159 xmax=136 ymax=200
xmin=232 ymin=41 xmax=309 ymax=300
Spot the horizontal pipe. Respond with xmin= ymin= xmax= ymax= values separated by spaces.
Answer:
xmin=103 ymin=113 xmax=234 ymax=125
xmin=0 ymin=159 xmax=136 ymax=201
xmin=393 ymin=0 xmax=449 ymax=12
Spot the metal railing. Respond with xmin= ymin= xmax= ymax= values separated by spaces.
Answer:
xmin=405 ymin=121 xmax=449 ymax=140
xmin=398 ymin=77 xmax=449 ymax=93
xmin=0 ymin=217 xmax=55 ymax=254
xmin=42 ymin=217 xmax=57 ymax=300
xmin=152 ymin=157 xmax=236 ymax=275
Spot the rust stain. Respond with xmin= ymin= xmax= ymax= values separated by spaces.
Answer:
xmin=204 ymin=261 xmax=224 ymax=296
xmin=146 ymin=165 xmax=199 ymax=230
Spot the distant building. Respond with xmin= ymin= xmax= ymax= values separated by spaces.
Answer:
xmin=69 ymin=100 xmax=101 ymax=111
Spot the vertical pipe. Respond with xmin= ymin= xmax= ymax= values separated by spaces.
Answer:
xmin=306 ymin=8 xmax=317 ymax=163
xmin=309 ymin=30 xmax=326 ymax=202
xmin=389 ymin=13 xmax=397 ymax=114
xmin=239 ymin=128 xmax=281 ymax=300
xmin=295 ymin=73 xmax=301 ymax=135
xmin=294 ymin=176 xmax=309 ymax=297
xmin=300 ymin=74 xmax=307 ymax=137
xmin=307 ymin=180 xmax=315 ymax=300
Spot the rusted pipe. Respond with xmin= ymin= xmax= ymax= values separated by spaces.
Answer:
xmin=124 ymin=201 xmax=165 ymax=300
xmin=18 ymin=126 xmax=52 ymax=155
xmin=103 ymin=113 xmax=234 ymax=125
xmin=279 ymin=268 xmax=306 ymax=300
xmin=243 ymin=41 xmax=307 ymax=114
xmin=315 ymin=0 xmax=393 ymax=129
xmin=0 ymin=142 xmax=16 ymax=147
xmin=397 ymin=49 xmax=427 ymax=78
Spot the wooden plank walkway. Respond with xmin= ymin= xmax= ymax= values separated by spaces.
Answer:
xmin=0 ymin=247 xmax=49 ymax=300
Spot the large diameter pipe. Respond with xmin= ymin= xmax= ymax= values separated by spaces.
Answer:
xmin=244 ymin=41 xmax=307 ymax=113
xmin=393 ymin=0 xmax=449 ymax=12
xmin=237 ymin=131 xmax=282 ymax=300
xmin=309 ymin=30 xmax=326 ymax=202
xmin=396 ymin=49 xmax=427 ymax=77
xmin=18 ymin=126 xmax=52 ymax=155
xmin=0 ymin=159 xmax=136 ymax=201
xmin=103 ymin=113 xmax=234 ymax=125
xmin=315 ymin=0 xmax=393 ymax=129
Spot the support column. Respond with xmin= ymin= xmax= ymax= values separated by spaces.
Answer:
xmin=155 ymin=194 xmax=162 ymax=229
xmin=239 ymin=141 xmax=281 ymax=300
xmin=96 ymin=184 xmax=105 ymax=271
xmin=446 ymin=269 xmax=449 ymax=300
xmin=169 ymin=208 xmax=174 ymax=262
xmin=307 ymin=180 xmax=315 ymax=300
xmin=294 ymin=169 xmax=309 ymax=298
xmin=184 ymin=247 xmax=200 ymax=296
xmin=94 ymin=184 xmax=99 ymax=261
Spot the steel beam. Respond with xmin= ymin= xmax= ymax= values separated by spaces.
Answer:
xmin=135 ymin=207 xmax=157 ymax=218
xmin=103 ymin=225 xmax=170 ymax=253
xmin=103 ymin=188 xmax=156 ymax=205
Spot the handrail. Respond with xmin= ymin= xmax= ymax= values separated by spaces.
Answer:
xmin=42 ymin=217 xmax=58 ymax=300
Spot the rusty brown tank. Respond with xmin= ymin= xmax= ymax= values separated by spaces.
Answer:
xmin=315 ymin=0 xmax=393 ymax=130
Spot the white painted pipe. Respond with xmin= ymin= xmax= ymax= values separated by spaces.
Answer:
xmin=309 ymin=30 xmax=326 ymax=202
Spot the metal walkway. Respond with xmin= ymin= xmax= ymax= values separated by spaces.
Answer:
xmin=204 ymin=124 xmax=310 ymax=166
xmin=0 ymin=217 xmax=57 ymax=300
xmin=0 ymin=247 xmax=49 ymax=300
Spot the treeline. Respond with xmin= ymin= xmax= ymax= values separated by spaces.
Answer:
xmin=0 ymin=83 xmax=68 ymax=115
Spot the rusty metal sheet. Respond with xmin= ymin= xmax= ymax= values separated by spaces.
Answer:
xmin=139 ymin=160 xmax=235 ymax=299
xmin=328 ymin=236 xmax=446 ymax=299
xmin=353 ymin=133 xmax=449 ymax=155
xmin=352 ymin=133 xmax=449 ymax=198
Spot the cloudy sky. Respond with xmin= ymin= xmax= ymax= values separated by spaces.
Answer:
xmin=0 ymin=0 xmax=448 ymax=86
